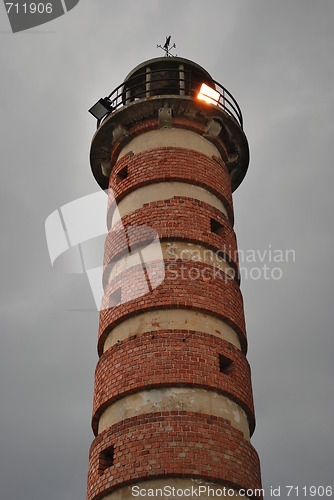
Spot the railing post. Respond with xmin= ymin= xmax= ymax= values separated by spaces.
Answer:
xmin=179 ymin=64 xmax=185 ymax=96
xmin=146 ymin=67 xmax=151 ymax=98
xmin=125 ymin=87 xmax=131 ymax=104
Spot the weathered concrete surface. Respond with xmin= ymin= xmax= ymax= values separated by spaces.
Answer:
xmin=103 ymin=308 xmax=241 ymax=352
xmin=106 ymin=241 xmax=235 ymax=286
xmin=98 ymin=387 xmax=250 ymax=440
xmin=119 ymin=128 xmax=221 ymax=160
xmin=111 ymin=182 xmax=228 ymax=226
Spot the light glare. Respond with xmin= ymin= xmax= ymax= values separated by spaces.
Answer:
xmin=197 ymin=83 xmax=220 ymax=106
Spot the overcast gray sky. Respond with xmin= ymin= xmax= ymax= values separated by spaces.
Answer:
xmin=1 ymin=1 xmax=334 ymax=499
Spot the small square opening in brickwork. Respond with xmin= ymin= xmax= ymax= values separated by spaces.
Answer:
xmin=211 ymin=218 xmax=223 ymax=236
xmin=98 ymin=445 xmax=114 ymax=476
xmin=117 ymin=166 xmax=128 ymax=180
xmin=219 ymin=353 xmax=233 ymax=374
xmin=109 ymin=288 xmax=121 ymax=307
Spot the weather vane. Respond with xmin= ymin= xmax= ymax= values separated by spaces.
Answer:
xmin=157 ymin=36 xmax=176 ymax=57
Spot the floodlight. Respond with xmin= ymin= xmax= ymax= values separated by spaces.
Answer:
xmin=88 ymin=97 xmax=113 ymax=120
xmin=197 ymin=83 xmax=220 ymax=106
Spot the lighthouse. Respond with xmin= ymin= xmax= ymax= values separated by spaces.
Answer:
xmin=87 ymin=54 xmax=262 ymax=499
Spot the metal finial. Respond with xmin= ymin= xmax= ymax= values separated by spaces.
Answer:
xmin=157 ymin=35 xmax=176 ymax=57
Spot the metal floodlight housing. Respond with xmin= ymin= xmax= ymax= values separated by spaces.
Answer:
xmin=88 ymin=97 xmax=113 ymax=120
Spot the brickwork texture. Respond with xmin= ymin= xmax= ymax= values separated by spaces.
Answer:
xmin=87 ymin=100 xmax=262 ymax=497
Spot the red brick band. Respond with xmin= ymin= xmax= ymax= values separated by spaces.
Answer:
xmin=92 ymin=332 xmax=255 ymax=436
xmin=98 ymin=260 xmax=247 ymax=356
xmin=87 ymin=412 xmax=262 ymax=500
xmin=104 ymin=198 xmax=238 ymax=271
xmin=108 ymin=147 xmax=234 ymax=225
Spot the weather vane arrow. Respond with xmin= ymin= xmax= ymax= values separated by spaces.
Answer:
xmin=157 ymin=35 xmax=176 ymax=57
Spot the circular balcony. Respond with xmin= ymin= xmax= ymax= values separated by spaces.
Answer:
xmin=89 ymin=57 xmax=249 ymax=192
xmin=96 ymin=57 xmax=243 ymax=129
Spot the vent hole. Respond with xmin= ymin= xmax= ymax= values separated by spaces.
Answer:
xmin=211 ymin=218 xmax=223 ymax=236
xmin=109 ymin=288 xmax=121 ymax=307
xmin=98 ymin=445 xmax=114 ymax=476
xmin=219 ymin=354 xmax=233 ymax=374
xmin=117 ymin=166 xmax=128 ymax=180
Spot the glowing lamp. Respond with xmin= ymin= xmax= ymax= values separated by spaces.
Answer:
xmin=197 ymin=83 xmax=220 ymax=106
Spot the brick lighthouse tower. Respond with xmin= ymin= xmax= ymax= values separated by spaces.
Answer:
xmin=87 ymin=54 xmax=262 ymax=499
